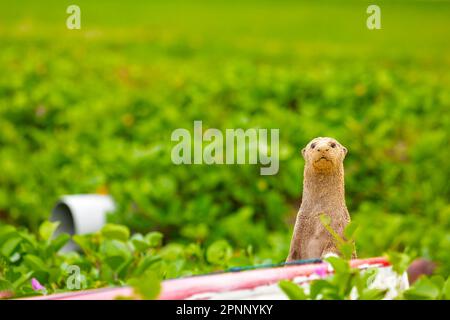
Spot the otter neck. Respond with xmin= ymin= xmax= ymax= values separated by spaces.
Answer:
xmin=301 ymin=164 xmax=346 ymax=212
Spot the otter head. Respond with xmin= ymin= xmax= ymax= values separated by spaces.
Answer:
xmin=301 ymin=137 xmax=347 ymax=174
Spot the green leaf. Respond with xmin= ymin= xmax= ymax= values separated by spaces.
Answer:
xmin=49 ymin=233 xmax=70 ymax=252
xmin=357 ymin=268 xmax=378 ymax=292
xmin=339 ymin=243 xmax=354 ymax=260
xmin=442 ymin=277 xmax=450 ymax=300
xmin=159 ymin=244 xmax=184 ymax=261
xmin=117 ymin=257 xmax=134 ymax=278
xmin=23 ymin=255 xmax=47 ymax=272
xmin=39 ymin=221 xmax=60 ymax=242
xmin=387 ymin=252 xmax=413 ymax=275
xmin=101 ymin=224 xmax=130 ymax=242
xmin=332 ymin=272 xmax=354 ymax=298
xmin=326 ymin=256 xmax=350 ymax=274
xmin=127 ymin=270 xmax=161 ymax=300
xmin=0 ymin=279 xmax=14 ymax=293
xmin=130 ymin=234 xmax=150 ymax=252
xmin=359 ymin=288 xmax=387 ymax=300
xmin=99 ymin=239 xmax=132 ymax=271
xmin=344 ymin=222 xmax=358 ymax=240
xmin=403 ymin=277 xmax=440 ymax=300
xmin=100 ymin=239 xmax=131 ymax=259
xmin=18 ymin=232 xmax=38 ymax=249
xmin=12 ymin=271 xmax=33 ymax=289
xmin=103 ymin=256 xmax=127 ymax=271
xmin=429 ymin=275 xmax=445 ymax=294
xmin=73 ymin=235 xmax=92 ymax=253
xmin=309 ymin=279 xmax=334 ymax=299
xmin=279 ymin=280 xmax=307 ymax=300
xmin=206 ymin=240 xmax=232 ymax=265
xmin=135 ymin=255 xmax=162 ymax=276
xmin=0 ymin=226 xmax=17 ymax=243
xmin=144 ymin=232 xmax=163 ymax=248
xmin=1 ymin=237 xmax=22 ymax=257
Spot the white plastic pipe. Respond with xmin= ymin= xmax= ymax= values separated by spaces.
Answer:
xmin=51 ymin=194 xmax=116 ymax=252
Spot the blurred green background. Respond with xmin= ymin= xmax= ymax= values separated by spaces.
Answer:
xmin=0 ymin=0 xmax=449 ymax=272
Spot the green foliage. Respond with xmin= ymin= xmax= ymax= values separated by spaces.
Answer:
xmin=387 ymin=251 xmax=415 ymax=275
xmin=401 ymin=276 xmax=450 ymax=300
xmin=279 ymin=256 xmax=387 ymax=300
xmin=279 ymin=280 xmax=307 ymax=300
xmin=0 ymin=221 xmax=255 ymax=298
xmin=127 ymin=270 xmax=161 ymax=300
xmin=0 ymin=223 xmax=71 ymax=297
xmin=145 ymin=232 xmax=163 ymax=248
xmin=206 ymin=240 xmax=233 ymax=267
xmin=38 ymin=221 xmax=59 ymax=242
xmin=101 ymin=224 xmax=130 ymax=242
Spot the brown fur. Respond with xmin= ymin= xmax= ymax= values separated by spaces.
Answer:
xmin=286 ymin=137 xmax=355 ymax=261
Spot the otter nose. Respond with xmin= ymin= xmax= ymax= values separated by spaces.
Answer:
xmin=317 ymin=147 xmax=329 ymax=152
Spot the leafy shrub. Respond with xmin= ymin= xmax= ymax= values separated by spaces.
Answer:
xmin=0 ymin=221 xmax=255 ymax=298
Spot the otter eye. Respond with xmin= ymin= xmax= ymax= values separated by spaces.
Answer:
xmin=310 ymin=143 xmax=316 ymax=149
xmin=330 ymin=142 xmax=336 ymax=148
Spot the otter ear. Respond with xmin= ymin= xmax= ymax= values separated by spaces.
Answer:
xmin=301 ymin=148 xmax=306 ymax=158
xmin=342 ymin=147 xmax=348 ymax=157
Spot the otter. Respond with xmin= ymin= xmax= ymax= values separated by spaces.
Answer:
xmin=286 ymin=137 xmax=355 ymax=261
